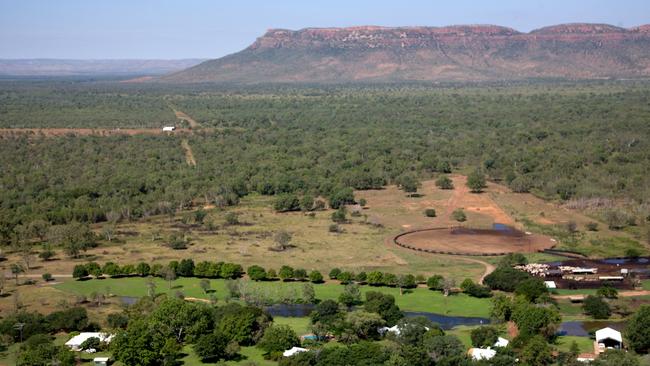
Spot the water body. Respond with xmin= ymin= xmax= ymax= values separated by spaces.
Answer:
xmin=264 ymin=303 xmax=315 ymax=317
xmin=264 ymin=304 xmax=489 ymax=329
xmin=600 ymin=257 xmax=649 ymax=265
xmin=492 ymin=223 xmax=515 ymax=232
xmin=402 ymin=311 xmax=489 ymax=329
xmin=120 ymin=296 xmax=139 ymax=305
xmin=557 ymin=320 xmax=626 ymax=337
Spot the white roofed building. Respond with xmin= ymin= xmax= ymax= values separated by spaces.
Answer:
xmin=468 ymin=347 xmax=497 ymax=361
xmin=595 ymin=327 xmax=622 ymax=352
xmin=494 ymin=337 xmax=509 ymax=348
xmin=65 ymin=333 xmax=113 ymax=351
xmin=283 ymin=347 xmax=308 ymax=357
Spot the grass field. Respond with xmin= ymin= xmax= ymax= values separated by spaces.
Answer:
xmin=555 ymin=336 xmax=594 ymax=354
xmin=53 ymin=277 xmax=492 ymax=317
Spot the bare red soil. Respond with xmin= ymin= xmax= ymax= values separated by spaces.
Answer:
xmin=395 ymin=226 xmax=556 ymax=256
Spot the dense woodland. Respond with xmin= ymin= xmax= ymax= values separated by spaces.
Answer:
xmin=0 ymin=80 xmax=649 ymax=245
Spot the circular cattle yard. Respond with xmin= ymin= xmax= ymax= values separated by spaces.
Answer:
xmin=394 ymin=225 xmax=556 ymax=256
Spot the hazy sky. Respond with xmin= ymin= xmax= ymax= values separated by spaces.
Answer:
xmin=1 ymin=0 xmax=649 ymax=59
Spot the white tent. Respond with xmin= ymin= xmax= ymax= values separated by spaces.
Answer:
xmin=65 ymin=333 xmax=113 ymax=351
xmin=468 ymin=347 xmax=497 ymax=361
xmin=93 ymin=357 xmax=110 ymax=366
xmin=595 ymin=327 xmax=622 ymax=349
xmin=494 ymin=337 xmax=509 ymax=348
xmin=283 ymin=347 xmax=308 ymax=357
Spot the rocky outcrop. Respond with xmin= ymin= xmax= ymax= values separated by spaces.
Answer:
xmin=163 ymin=23 xmax=650 ymax=83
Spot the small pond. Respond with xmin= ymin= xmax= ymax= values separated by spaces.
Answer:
xmin=557 ymin=320 xmax=626 ymax=337
xmin=264 ymin=304 xmax=489 ymax=329
xmin=492 ymin=223 xmax=516 ymax=232
xmin=120 ymin=296 xmax=139 ymax=305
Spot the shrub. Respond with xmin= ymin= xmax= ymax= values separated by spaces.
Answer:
xmin=329 ymin=188 xmax=355 ymax=209
xmin=224 ymin=212 xmax=239 ymax=225
xmin=247 ymin=265 xmax=267 ymax=281
xmin=309 ymin=270 xmax=323 ymax=283
xmin=364 ymin=291 xmax=403 ymax=325
xmin=460 ymin=278 xmax=474 ymax=292
xmin=328 ymin=224 xmax=340 ymax=233
xmin=329 ymin=268 xmax=341 ymax=280
xmin=356 ymin=272 xmax=367 ymax=283
xmin=177 ymin=259 xmax=195 ymax=277
xmin=382 ymin=273 xmax=398 ymax=287
xmin=294 ymin=268 xmax=307 ymax=281
xmin=424 ymin=209 xmax=436 ymax=217
xmin=102 ymin=262 xmax=122 ymax=276
xmin=258 ymin=325 xmax=300 ymax=359
xmin=42 ymin=273 xmax=53 ymax=282
xmin=274 ymin=194 xmax=300 ymax=212
xmin=586 ymin=222 xmax=599 ymax=231
xmin=499 ymin=253 xmax=528 ymax=267
xmin=107 ymin=313 xmax=128 ymax=329
xmin=194 ymin=209 xmax=208 ymax=224
xmin=435 ymin=175 xmax=454 ymax=190
xmin=625 ymin=305 xmax=650 ymax=353
xmin=484 ymin=266 xmax=531 ymax=292
xmin=46 ymin=307 xmax=89 ymax=332
xmin=194 ymin=332 xmax=236 ymax=362
xmin=220 ymin=263 xmax=243 ymax=279
xmin=337 ymin=271 xmax=354 ymax=284
xmin=72 ymin=264 xmax=88 ymax=279
xmin=625 ymin=248 xmax=641 ymax=258
xmin=367 ymin=271 xmax=384 ymax=286
xmin=426 ymin=275 xmax=444 ymax=290
xmin=331 ymin=207 xmax=347 ymax=223
xmin=135 ymin=262 xmax=150 ymax=277
xmin=470 ymin=326 xmax=499 ymax=347
xmin=79 ymin=336 xmax=101 ymax=351
xmin=583 ymin=295 xmax=611 ymax=319
xmin=467 ymin=169 xmax=487 ymax=193
xmin=514 ymin=278 xmax=548 ymax=302
xmin=279 ymin=265 xmax=294 ymax=281
xmin=451 ymin=209 xmax=466 ymax=222
xmin=465 ymin=283 xmax=493 ymax=298
xmin=597 ymin=286 xmax=618 ymax=299
xmin=39 ymin=245 xmax=55 ymax=261
xmin=339 ymin=284 xmax=362 ymax=306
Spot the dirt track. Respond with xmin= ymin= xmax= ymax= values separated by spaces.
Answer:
xmin=0 ymin=128 xmax=192 ymax=137
xmin=181 ymin=139 xmax=197 ymax=166
xmin=444 ymin=175 xmax=514 ymax=225
xmin=173 ymin=109 xmax=200 ymax=129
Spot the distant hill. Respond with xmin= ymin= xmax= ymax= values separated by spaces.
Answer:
xmin=0 ymin=59 xmax=206 ymax=77
xmin=163 ymin=23 xmax=650 ymax=83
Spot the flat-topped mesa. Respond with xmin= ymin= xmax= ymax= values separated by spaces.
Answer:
xmin=249 ymin=25 xmax=521 ymax=50
xmin=164 ymin=22 xmax=650 ymax=83
xmin=531 ymin=23 xmax=629 ymax=35
xmin=631 ymin=24 xmax=650 ymax=33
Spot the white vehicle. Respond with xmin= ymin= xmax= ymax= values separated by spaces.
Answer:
xmin=162 ymin=126 xmax=176 ymax=132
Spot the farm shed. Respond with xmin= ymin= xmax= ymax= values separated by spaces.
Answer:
xmin=65 ymin=332 xmax=113 ymax=351
xmin=595 ymin=327 xmax=622 ymax=351
xmin=468 ymin=347 xmax=496 ymax=360
xmin=93 ymin=357 xmax=110 ymax=366
xmin=494 ymin=337 xmax=509 ymax=348
xmin=283 ymin=347 xmax=308 ymax=357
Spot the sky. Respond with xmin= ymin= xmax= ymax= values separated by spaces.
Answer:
xmin=1 ymin=0 xmax=649 ymax=59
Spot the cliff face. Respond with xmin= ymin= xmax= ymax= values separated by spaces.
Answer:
xmin=163 ymin=24 xmax=650 ymax=83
